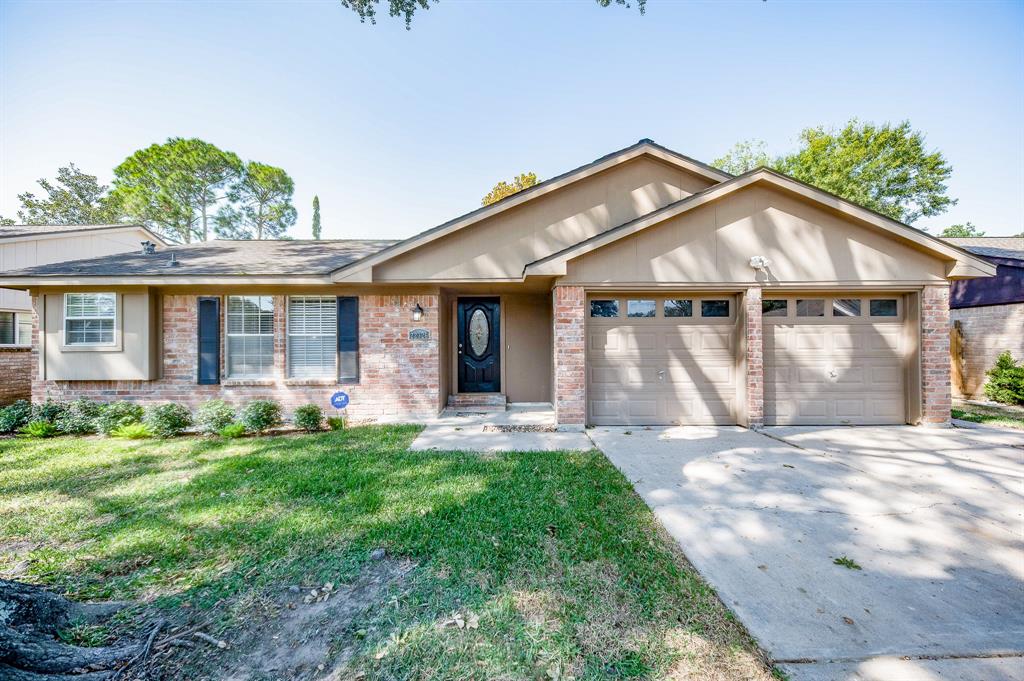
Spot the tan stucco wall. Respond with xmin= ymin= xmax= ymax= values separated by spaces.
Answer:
xmin=376 ymin=157 xmax=717 ymax=281
xmin=561 ymin=185 xmax=949 ymax=286
xmin=503 ymin=293 xmax=552 ymax=403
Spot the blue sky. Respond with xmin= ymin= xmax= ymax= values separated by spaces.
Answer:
xmin=1 ymin=0 xmax=1022 ymax=239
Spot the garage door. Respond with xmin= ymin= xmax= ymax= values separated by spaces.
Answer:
xmin=587 ymin=295 xmax=738 ymax=425
xmin=764 ymin=295 xmax=906 ymax=425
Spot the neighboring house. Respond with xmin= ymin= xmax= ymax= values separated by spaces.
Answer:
xmin=0 ymin=140 xmax=995 ymax=427
xmin=0 ymin=224 xmax=164 ymax=404
xmin=942 ymin=236 xmax=1024 ymax=400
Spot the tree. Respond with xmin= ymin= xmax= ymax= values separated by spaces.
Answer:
xmin=312 ymin=195 xmax=322 ymax=240
xmin=0 ymin=164 xmax=120 ymax=225
xmin=339 ymin=0 xmax=644 ymax=27
xmin=940 ymin=222 xmax=985 ymax=238
xmin=216 ymin=162 xmax=297 ymax=240
xmin=714 ymin=120 xmax=956 ymax=225
xmin=110 ymin=138 xmax=241 ymax=243
xmin=481 ymin=172 xmax=539 ymax=206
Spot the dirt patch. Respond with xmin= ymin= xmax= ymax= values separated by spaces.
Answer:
xmin=481 ymin=424 xmax=556 ymax=433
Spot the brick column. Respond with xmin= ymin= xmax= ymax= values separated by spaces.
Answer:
xmin=921 ymin=285 xmax=952 ymax=425
xmin=553 ymin=286 xmax=585 ymax=429
xmin=744 ymin=287 xmax=764 ymax=429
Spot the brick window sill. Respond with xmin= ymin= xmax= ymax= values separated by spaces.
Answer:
xmin=283 ymin=378 xmax=339 ymax=386
xmin=222 ymin=378 xmax=276 ymax=387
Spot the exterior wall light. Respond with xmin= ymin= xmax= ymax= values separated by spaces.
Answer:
xmin=411 ymin=303 xmax=424 ymax=322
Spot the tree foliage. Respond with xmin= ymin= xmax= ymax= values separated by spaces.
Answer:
xmin=481 ymin=172 xmax=539 ymax=206
xmin=940 ymin=222 xmax=985 ymax=238
xmin=339 ymin=0 xmax=644 ymax=27
xmin=312 ymin=195 xmax=322 ymax=240
xmin=215 ymin=162 xmax=297 ymax=240
xmin=713 ymin=120 xmax=956 ymax=225
xmin=0 ymin=164 xmax=120 ymax=226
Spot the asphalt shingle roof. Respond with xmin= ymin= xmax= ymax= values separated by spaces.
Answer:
xmin=942 ymin=236 xmax=1024 ymax=260
xmin=2 ymin=239 xmax=399 ymax=277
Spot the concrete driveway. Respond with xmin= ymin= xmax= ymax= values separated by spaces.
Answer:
xmin=589 ymin=425 xmax=1024 ymax=681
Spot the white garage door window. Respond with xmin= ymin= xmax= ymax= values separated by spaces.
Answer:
xmin=764 ymin=295 xmax=906 ymax=425
xmin=587 ymin=295 xmax=738 ymax=426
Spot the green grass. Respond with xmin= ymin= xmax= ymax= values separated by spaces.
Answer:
xmin=832 ymin=556 xmax=862 ymax=570
xmin=952 ymin=405 xmax=1024 ymax=430
xmin=0 ymin=426 xmax=771 ymax=680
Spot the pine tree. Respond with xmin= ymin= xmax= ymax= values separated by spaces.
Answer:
xmin=312 ymin=195 xmax=321 ymax=240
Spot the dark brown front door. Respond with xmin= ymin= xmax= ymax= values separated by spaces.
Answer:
xmin=458 ymin=298 xmax=500 ymax=393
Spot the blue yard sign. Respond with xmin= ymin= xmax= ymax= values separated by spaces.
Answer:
xmin=330 ymin=391 xmax=350 ymax=409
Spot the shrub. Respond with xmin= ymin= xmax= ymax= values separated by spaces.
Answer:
xmin=984 ymin=351 xmax=1024 ymax=405
xmin=240 ymin=400 xmax=282 ymax=434
xmin=0 ymin=400 xmax=33 ymax=434
xmin=218 ymin=422 xmax=246 ymax=439
xmin=293 ymin=404 xmax=324 ymax=432
xmin=32 ymin=400 xmax=68 ymax=424
xmin=327 ymin=416 xmax=346 ymax=431
xmin=54 ymin=399 xmax=103 ymax=435
xmin=110 ymin=422 xmax=152 ymax=439
xmin=143 ymin=403 xmax=193 ymax=438
xmin=195 ymin=399 xmax=236 ymax=435
xmin=96 ymin=401 xmax=145 ymax=435
xmin=19 ymin=420 xmax=59 ymax=438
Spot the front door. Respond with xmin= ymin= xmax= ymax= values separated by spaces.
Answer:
xmin=458 ymin=298 xmax=500 ymax=392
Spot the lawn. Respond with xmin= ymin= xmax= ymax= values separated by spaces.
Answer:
xmin=0 ymin=426 xmax=773 ymax=680
xmin=952 ymin=401 xmax=1024 ymax=430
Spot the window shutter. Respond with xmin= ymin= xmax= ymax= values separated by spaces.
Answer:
xmin=197 ymin=297 xmax=220 ymax=385
xmin=337 ymin=297 xmax=359 ymax=382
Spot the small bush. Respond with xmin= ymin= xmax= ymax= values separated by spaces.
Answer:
xmin=240 ymin=400 xmax=282 ymax=434
xmin=327 ymin=416 xmax=346 ymax=431
xmin=32 ymin=400 xmax=68 ymax=424
xmin=95 ymin=401 xmax=145 ymax=435
xmin=984 ymin=351 xmax=1024 ymax=405
xmin=19 ymin=420 xmax=59 ymax=438
xmin=110 ymin=422 xmax=152 ymax=439
xmin=195 ymin=399 xmax=236 ymax=435
xmin=293 ymin=404 xmax=324 ymax=432
xmin=54 ymin=399 xmax=103 ymax=435
xmin=218 ymin=422 xmax=246 ymax=439
xmin=0 ymin=400 xmax=33 ymax=434
xmin=143 ymin=403 xmax=193 ymax=438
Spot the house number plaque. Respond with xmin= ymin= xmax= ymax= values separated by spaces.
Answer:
xmin=408 ymin=328 xmax=430 ymax=341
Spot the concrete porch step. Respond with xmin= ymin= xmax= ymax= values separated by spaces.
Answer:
xmin=447 ymin=393 xmax=507 ymax=412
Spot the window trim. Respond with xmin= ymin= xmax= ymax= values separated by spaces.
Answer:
xmin=63 ymin=293 xmax=118 ymax=348
xmin=225 ymin=294 xmax=276 ymax=379
xmin=287 ymin=295 xmax=338 ymax=380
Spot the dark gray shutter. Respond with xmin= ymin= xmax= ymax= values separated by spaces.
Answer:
xmin=197 ymin=297 xmax=220 ymax=385
xmin=337 ymin=296 xmax=359 ymax=382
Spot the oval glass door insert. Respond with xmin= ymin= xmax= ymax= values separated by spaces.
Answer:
xmin=469 ymin=309 xmax=489 ymax=356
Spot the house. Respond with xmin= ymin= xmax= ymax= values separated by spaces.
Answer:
xmin=942 ymin=236 xmax=1024 ymax=400
xmin=0 ymin=140 xmax=996 ymax=427
xmin=0 ymin=223 xmax=163 ymax=405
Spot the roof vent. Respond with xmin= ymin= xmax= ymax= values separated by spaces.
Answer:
xmin=141 ymin=240 xmax=156 ymax=255
xmin=167 ymin=253 xmax=179 ymax=267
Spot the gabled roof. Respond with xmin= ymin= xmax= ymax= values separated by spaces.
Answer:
xmin=0 ymin=223 xmax=166 ymax=244
xmin=942 ymin=236 xmax=1024 ymax=261
xmin=330 ymin=139 xmax=732 ymax=282
xmin=524 ymin=167 xmax=997 ymax=279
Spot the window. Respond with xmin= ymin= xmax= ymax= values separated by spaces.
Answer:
xmin=226 ymin=295 xmax=275 ymax=378
xmin=796 ymin=299 xmax=825 ymax=317
xmin=762 ymin=300 xmax=788 ymax=317
xmin=832 ymin=298 xmax=861 ymax=317
xmin=18 ymin=314 xmax=31 ymax=345
xmin=64 ymin=293 xmax=116 ymax=346
xmin=288 ymin=296 xmax=337 ymax=378
xmin=701 ymin=300 xmax=730 ymax=318
xmin=627 ymin=299 xmax=656 ymax=318
xmin=590 ymin=300 xmax=619 ymax=317
xmin=870 ymin=299 xmax=898 ymax=317
xmin=0 ymin=312 xmax=28 ymax=345
xmin=664 ymin=299 xmax=692 ymax=317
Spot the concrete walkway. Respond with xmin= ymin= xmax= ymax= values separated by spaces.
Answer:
xmin=410 ymin=405 xmax=592 ymax=452
xmin=589 ymin=425 xmax=1024 ymax=681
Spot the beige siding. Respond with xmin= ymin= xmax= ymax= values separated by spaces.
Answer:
xmin=376 ymin=157 xmax=716 ymax=281
xmin=562 ymin=186 xmax=948 ymax=285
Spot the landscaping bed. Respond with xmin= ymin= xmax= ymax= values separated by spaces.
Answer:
xmin=953 ymin=399 xmax=1024 ymax=430
xmin=0 ymin=426 xmax=773 ymax=680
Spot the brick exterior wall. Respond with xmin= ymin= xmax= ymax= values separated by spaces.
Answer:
xmin=921 ymin=285 xmax=952 ymax=425
xmin=950 ymin=302 xmax=1024 ymax=400
xmin=552 ymin=286 xmax=585 ymax=427
xmin=33 ymin=294 xmax=441 ymax=422
xmin=0 ymin=347 xmax=31 ymax=405
xmin=744 ymin=287 xmax=764 ymax=428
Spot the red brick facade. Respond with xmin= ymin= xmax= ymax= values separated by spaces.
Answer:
xmin=743 ymin=287 xmax=764 ymax=428
xmin=32 ymin=294 xmax=440 ymax=421
xmin=950 ymin=302 xmax=1024 ymax=399
xmin=552 ymin=286 xmax=585 ymax=427
xmin=921 ymin=285 xmax=952 ymax=425
xmin=0 ymin=347 xmax=31 ymax=405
